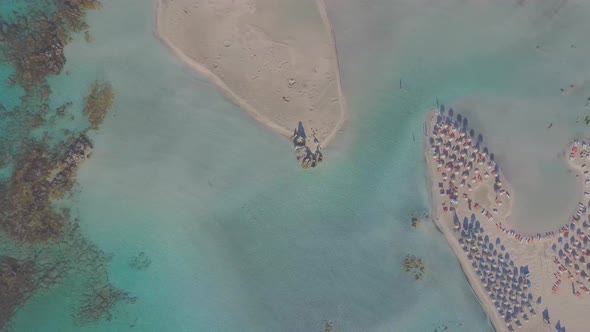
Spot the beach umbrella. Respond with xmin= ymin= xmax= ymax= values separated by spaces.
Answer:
xmin=564 ymin=243 xmax=570 ymax=250
xmin=505 ymin=253 xmax=510 ymax=260
xmin=542 ymin=308 xmax=550 ymax=323
xmin=496 ymin=238 xmax=501 ymax=245
xmin=559 ymin=249 xmax=564 ymax=257
xmin=489 ymin=243 xmax=494 ymax=251
xmin=537 ymin=297 xmax=542 ymax=305
xmin=501 ymin=245 xmax=505 ymax=251
xmin=475 ymin=220 xmax=481 ymax=230
xmin=484 ymin=235 xmax=490 ymax=243
xmin=571 ymin=235 xmax=576 ymax=244
xmin=558 ymin=237 xmax=563 ymax=243
xmin=552 ymin=243 xmax=557 ymax=252
xmin=527 ymin=293 xmax=533 ymax=301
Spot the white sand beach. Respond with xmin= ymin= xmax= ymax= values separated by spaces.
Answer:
xmin=425 ymin=109 xmax=590 ymax=332
xmin=154 ymin=0 xmax=346 ymax=149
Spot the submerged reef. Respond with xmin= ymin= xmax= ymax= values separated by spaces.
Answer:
xmin=0 ymin=0 xmax=129 ymax=326
xmin=402 ymin=254 xmax=426 ymax=280
xmin=77 ymin=282 xmax=136 ymax=324
xmin=0 ymin=257 xmax=37 ymax=330
xmin=0 ymin=0 xmax=102 ymax=89
xmin=0 ymin=94 xmax=100 ymax=243
xmin=84 ymin=80 xmax=114 ymax=129
xmin=129 ymin=252 xmax=152 ymax=271
xmin=292 ymin=121 xmax=323 ymax=168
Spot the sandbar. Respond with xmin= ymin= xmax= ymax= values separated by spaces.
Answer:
xmin=154 ymin=0 xmax=346 ymax=150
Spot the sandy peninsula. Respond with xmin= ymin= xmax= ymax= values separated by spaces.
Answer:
xmin=154 ymin=0 xmax=346 ymax=151
xmin=425 ymin=108 xmax=590 ymax=332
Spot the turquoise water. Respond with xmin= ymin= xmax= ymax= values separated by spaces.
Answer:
xmin=5 ymin=0 xmax=590 ymax=331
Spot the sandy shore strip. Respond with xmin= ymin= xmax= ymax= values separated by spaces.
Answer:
xmin=154 ymin=0 xmax=346 ymax=150
xmin=424 ymin=108 xmax=590 ymax=332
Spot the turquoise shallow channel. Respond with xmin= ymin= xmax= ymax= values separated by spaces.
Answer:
xmin=3 ymin=0 xmax=590 ymax=331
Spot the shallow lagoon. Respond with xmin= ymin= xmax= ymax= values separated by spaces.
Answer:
xmin=6 ymin=0 xmax=590 ymax=331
